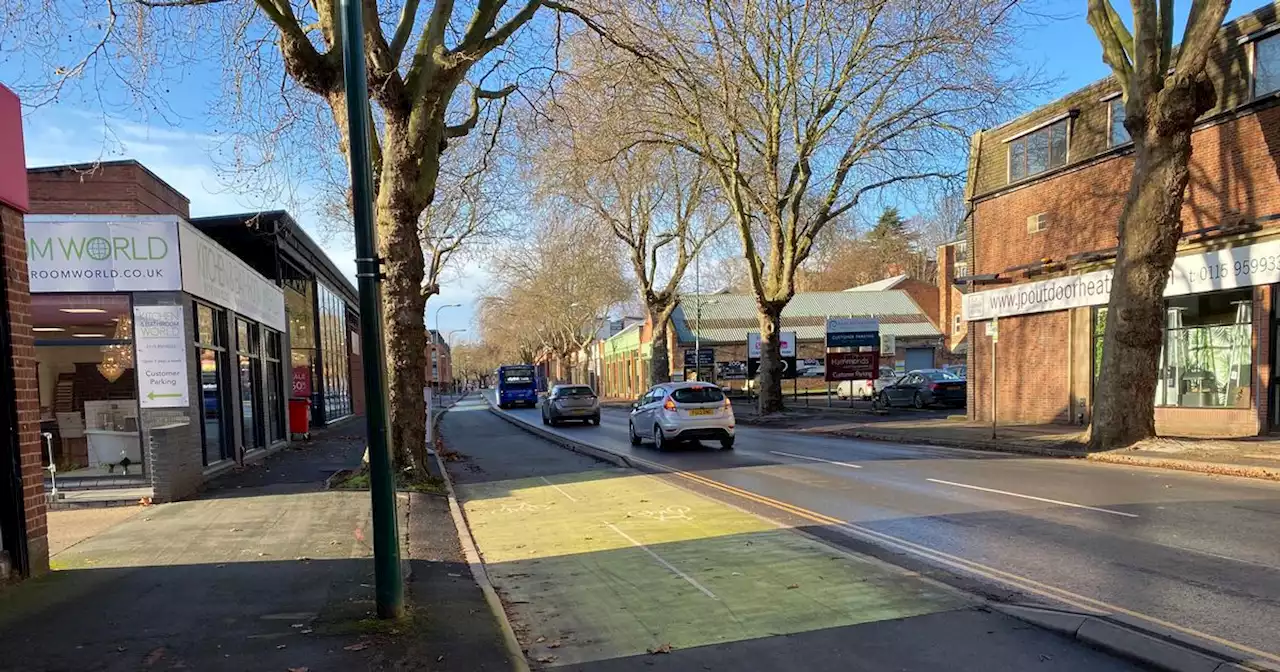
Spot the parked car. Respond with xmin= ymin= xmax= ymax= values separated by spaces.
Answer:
xmin=944 ymin=364 xmax=968 ymax=379
xmin=628 ymin=382 xmax=735 ymax=450
xmin=837 ymin=366 xmax=898 ymax=400
xmin=541 ymin=384 xmax=601 ymax=426
xmin=878 ymin=369 xmax=966 ymax=409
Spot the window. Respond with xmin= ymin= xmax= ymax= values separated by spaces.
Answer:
xmin=1255 ymin=33 xmax=1280 ymax=97
xmin=1108 ymin=98 xmax=1130 ymax=147
xmin=952 ymin=314 xmax=963 ymax=335
xmin=195 ymin=302 xmax=231 ymax=466
xmin=264 ymin=329 xmax=285 ymax=444
xmin=671 ymin=386 xmax=725 ymax=403
xmin=237 ymin=318 xmax=263 ymax=451
xmin=1008 ymin=119 xmax=1068 ymax=182
xmin=1093 ymin=289 xmax=1253 ymax=408
xmin=554 ymin=386 xmax=595 ymax=398
xmin=33 ymin=294 xmax=144 ymax=479
xmin=317 ymin=282 xmax=352 ymax=421
xmin=283 ymin=264 xmax=315 ymax=407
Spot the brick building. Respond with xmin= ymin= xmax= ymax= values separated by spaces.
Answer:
xmin=957 ymin=4 xmax=1280 ymax=437
xmin=0 ymin=85 xmax=48 ymax=581
xmin=425 ymin=329 xmax=453 ymax=391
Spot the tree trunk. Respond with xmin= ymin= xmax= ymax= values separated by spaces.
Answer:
xmin=756 ymin=303 xmax=786 ymax=414
xmin=375 ymin=119 xmax=430 ymax=475
xmin=1089 ymin=120 xmax=1197 ymax=450
xmin=648 ymin=301 xmax=675 ymax=385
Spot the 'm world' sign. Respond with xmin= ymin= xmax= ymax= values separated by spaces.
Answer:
xmin=25 ymin=217 xmax=182 ymax=292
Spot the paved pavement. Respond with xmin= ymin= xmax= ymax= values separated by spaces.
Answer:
xmin=490 ymin=393 xmax=1280 ymax=670
xmin=441 ymin=397 xmax=1146 ymax=671
xmin=0 ymin=421 xmax=511 ymax=672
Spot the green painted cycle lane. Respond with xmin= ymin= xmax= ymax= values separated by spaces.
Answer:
xmin=458 ymin=468 xmax=965 ymax=667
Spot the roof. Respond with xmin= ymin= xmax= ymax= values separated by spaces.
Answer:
xmin=672 ymin=291 xmax=941 ymax=344
xmin=845 ymin=275 xmax=908 ymax=292
xmin=26 ymin=159 xmax=191 ymax=208
xmin=189 ymin=210 xmax=358 ymax=305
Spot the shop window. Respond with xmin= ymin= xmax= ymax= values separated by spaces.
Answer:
xmin=1008 ymin=118 xmax=1068 ymax=182
xmin=317 ymin=282 xmax=352 ymax=421
xmin=1093 ymin=289 xmax=1253 ymax=408
xmin=264 ymin=329 xmax=285 ymax=443
xmin=1254 ymin=33 xmax=1280 ymax=98
xmin=237 ymin=318 xmax=263 ymax=451
xmin=1108 ymin=98 xmax=1130 ymax=147
xmin=33 ymin=294 xmax=143 ymax=479
xmin=195 ymin=303 xmax=232 ymax=466
xmin=284 ymin=263 xmax=316 ymax=408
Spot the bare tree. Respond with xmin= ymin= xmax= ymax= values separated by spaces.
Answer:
xmin=1087 ymin=0 xmax=1231 ymax=450
xmin=481 ymin=220 xmax=632 ymax=377
xmin=4 ymin=0 xmax=554 ymax=475
xmin=533 ymin=106 xmax=727 ymax=384
xmin=557 ymin=0 xmax=1030 ymax=413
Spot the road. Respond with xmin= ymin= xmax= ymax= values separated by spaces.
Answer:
xmin=494 ymin=394 xmax=1280 ymax=669
xmin=441 ymin=397 xmax=1146 ymax=671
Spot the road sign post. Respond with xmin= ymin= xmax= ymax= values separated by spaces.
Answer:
xmin=338 ymin=0 xmax=403 ymax=619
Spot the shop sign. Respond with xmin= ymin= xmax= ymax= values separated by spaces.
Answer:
xmin=963 ymin=237 xmax=1280 ymax=321
xmin=292 ymin=365 xmax=312 ymax=398
xmin=134 ymin=304 xmax=189 ymax=408
xmin=826 ymin=318 xmax=879 ymax=348
xmin=682 ymin=348 xmax=715 ymax=367
xmin=747 ymin=331 xmax=797 ymax=357
xmin=717 ymin=361 xmax=748 ymax=380
xmin=25 ymin=217 xmax=182 ymax=292
xmin=827 ymin=351 xmax=879 ymax=381
xmin=747 ymin=355 xmax=798 ymax=379
xmin=178 ymin=222 xmax=286 ymax=331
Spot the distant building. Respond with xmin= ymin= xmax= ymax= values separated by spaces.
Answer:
xmin=426 ymin=329 xmax=453 ymax=391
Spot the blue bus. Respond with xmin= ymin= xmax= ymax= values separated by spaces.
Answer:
xmin=496 ymin=365 xmax=539 ymax=408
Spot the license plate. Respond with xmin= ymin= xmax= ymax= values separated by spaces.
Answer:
xmin=689 ymin=409 xmax=714 ymax=416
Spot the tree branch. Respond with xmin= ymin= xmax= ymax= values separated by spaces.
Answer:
xmin=445 ymin=84 xmax=517 ymax=138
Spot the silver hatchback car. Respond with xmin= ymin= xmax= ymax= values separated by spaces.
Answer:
xmin=541 ymin=384 xmax=601 ymax=426
xmin=628 ymin=381 xmax=735 ymax=450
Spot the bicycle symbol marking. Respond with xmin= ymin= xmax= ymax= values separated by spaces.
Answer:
xmin=629 ymin=505 xmax=693 ymax=522
xmin=498 ymin=501 xmax=546 ymax=514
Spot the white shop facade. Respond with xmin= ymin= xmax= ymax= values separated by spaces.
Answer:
xmin=27 ymin=215 xmax=288 ymax=502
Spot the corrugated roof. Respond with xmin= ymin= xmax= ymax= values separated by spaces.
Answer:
xmin=672 ymin=291 xmax=941 ymax=345
xmin=845 ymin=274 xmax=908 ymax=292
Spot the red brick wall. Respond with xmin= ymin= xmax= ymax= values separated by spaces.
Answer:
xmin=27 ymin=162 xmax=190 ymax=218
xmin=970 ymin=311 xmax=1070 ymax=425
xmin=898 ymin=279 xmax=941 ymax=329
xmin=974 ymin=104 xmax=1280 ymax=277
xmin=1 ymin=203 xmax=47 ymax=576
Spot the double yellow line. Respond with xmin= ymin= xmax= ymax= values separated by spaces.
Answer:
xmin=628 ymin=453 xmax=1280 ymax=669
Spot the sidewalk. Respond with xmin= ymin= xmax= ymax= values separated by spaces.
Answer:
xmin=0 ymin=421 xmax=512 ymax=672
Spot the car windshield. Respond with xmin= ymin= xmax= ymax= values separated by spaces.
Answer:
xmin=556 ymin=386 xmax=595 ymax=397
xmin=671 ymin=386 xmax=725 ymax=403
xmin=923 ymin=371 xmax=960 ymax=381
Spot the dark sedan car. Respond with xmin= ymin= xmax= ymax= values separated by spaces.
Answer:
xmin=878 ymin=369 xmax=966 ymax=409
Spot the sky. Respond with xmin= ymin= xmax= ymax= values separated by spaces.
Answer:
xmin=0 ymin=0 xmax=1263 ymax=340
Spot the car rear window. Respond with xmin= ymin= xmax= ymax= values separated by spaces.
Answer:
xmin=557 ymin=386 xmax=595 ymax=397
xmin=671 ymin=386 xmax=725 ymax=403
xmin=923 ymin=371 xmax=960 ymax=381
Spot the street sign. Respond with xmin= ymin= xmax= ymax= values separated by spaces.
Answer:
xmin=682 ymin=348 xmax=715 ymax=367
xmin=827 ymin=351 xmax=879 ymax=381
xmin=880 ymin=333 xmax=896 ymax=355
xmin=134 ymin=304 xmax=189 ymax=409
xmin=986 ymin=317 xmax=999 ymax=342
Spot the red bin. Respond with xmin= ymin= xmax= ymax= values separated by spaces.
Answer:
xmin=288 ymin=399 xmax=311 ymax=438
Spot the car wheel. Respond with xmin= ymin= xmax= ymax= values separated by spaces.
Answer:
xmin=591 ymin=415 xmax=601 ymax=426
xmin=653 ymin=425 xmax=666 ymax=452
xmin=879 ymin=392 xmax=892 ymax=409
xmin=629 ymin=421 xmax=641 ymax=445
xmin=912 ymin=392 xmax=925 ymax=409
xmin=541 ymin=412 xmax=549 ymax=425
xmin=720 ymin=437 xmax=735 ymax=450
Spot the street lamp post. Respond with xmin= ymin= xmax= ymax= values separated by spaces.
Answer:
xmin=692 ymin=251 xmax=717 ymax=381
xmin=446 ymin=329 xmax=467 ymax=394
xmin=337 ymin=0 xmax=400 ymax=618
xmin=434 ymin=303 xmax=462 ymax=337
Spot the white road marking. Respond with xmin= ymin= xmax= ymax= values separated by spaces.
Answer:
xmin=925 ymin=478 xmax=1139 ymax=518
xmin=540 ymin=476 xmax=579 ymax=503
xmin=605 ymin=522 xmax=718 ymax=600
xmin=771 ymin=450 xmax=862 ymax=469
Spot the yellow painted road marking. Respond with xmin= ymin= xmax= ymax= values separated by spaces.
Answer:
xmin=771 ymin=450 xmax=862 ymax=469
xmin=604 ymin=522 xmax=719 ymax=600
xmin=630 ymin=454 xmax=1280 ymax=667
xmin=924 ymin=478 xmax=1139 ymax=518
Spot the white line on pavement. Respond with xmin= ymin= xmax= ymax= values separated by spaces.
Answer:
xmin=925 ymin=478 xmax=1139 ymax=518
xmin=770 ymin=450 xmax=862 ymax=469
xmin=540 ymin=476 xmax=579 ymax=503
xmin=605 ymin=522 xmax=719 ymax=600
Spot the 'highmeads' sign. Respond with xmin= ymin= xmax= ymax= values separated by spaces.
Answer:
xmin=963 ymin=237 xmax=1280 ymax=321
xmin=25 ymin=217 xmax=182 ymax=292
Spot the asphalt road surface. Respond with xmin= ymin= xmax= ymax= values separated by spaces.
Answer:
xmin=442 ymin=397 xmax=1146 ymax=672
xmin=492 ymin=392 xmax=1280 ymax=669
